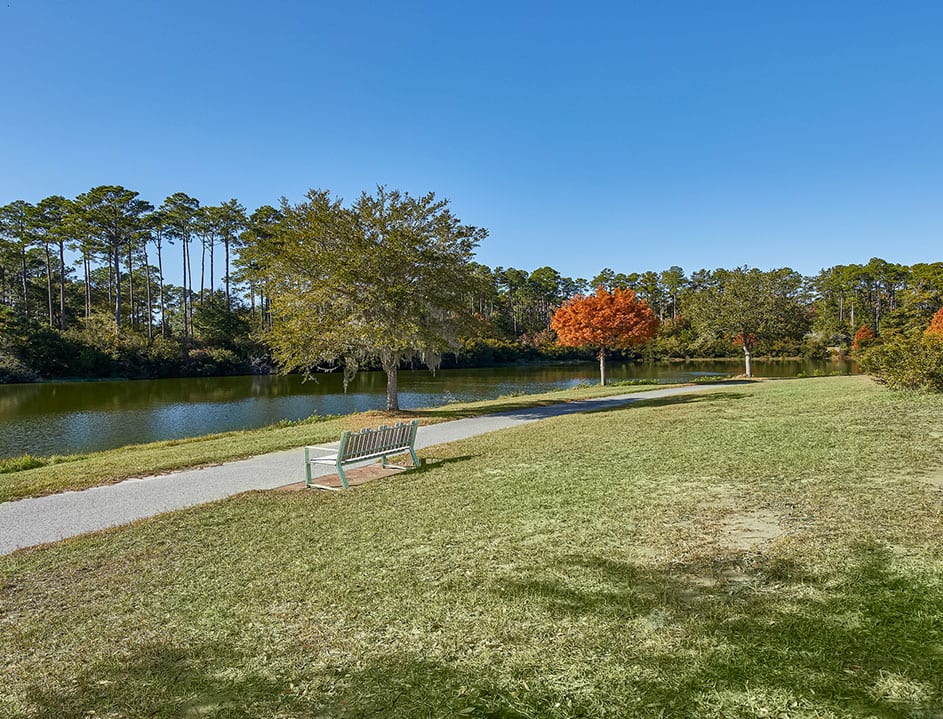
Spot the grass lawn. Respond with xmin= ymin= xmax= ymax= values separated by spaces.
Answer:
xmin=2 ymin=375 xmax=943 ymax=717
xmin=0 ymin=381 xmax=666 ymax=503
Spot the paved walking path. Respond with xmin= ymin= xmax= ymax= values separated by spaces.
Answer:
xmin=0 ymin=384 xmax=725 ymax=554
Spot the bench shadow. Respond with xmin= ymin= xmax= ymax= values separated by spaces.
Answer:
xmin=286 ymin=454 xmax=475 ymax=491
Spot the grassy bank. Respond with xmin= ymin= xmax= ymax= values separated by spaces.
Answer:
xmin=0 ymin=381 xmax=668 ymax=503
xmin=2 ymin=376 xmax=943 ymax=717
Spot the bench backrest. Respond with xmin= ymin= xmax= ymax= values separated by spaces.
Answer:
xmin=338 ymin=419 xmax=419 ymax=462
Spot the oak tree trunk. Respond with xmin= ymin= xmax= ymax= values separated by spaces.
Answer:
xmin=385 ymin=363 xmax=399 ymax=412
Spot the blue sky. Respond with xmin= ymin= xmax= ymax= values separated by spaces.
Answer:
xmin=2 ymin=1 xmax=941 ymax=281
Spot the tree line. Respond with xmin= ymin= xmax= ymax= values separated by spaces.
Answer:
xmin=2 ymin=185 xmax=942 ymax=384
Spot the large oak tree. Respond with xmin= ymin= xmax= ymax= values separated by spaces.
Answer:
xmin=255 ymin=186 xmax=487 ymax=411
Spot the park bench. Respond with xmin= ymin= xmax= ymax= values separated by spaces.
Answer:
xmin=304 ymin=419 xmax=420 ymax=490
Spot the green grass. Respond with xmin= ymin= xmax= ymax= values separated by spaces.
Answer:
xmin=0 ymin=381 xmax=666 ymax=503
xmin=3 ymin=376 xmax=943 ymax=717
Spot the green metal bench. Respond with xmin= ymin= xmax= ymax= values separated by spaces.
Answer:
xmin=304 ymin=419 xmax=420 ymax=490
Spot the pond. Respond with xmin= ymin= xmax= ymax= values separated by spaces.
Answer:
xmin=0 ymin=359 xmax=856 ymax=459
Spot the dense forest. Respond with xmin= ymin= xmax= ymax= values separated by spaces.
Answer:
xmin=2 ymin=185 xmax=941 ymax=383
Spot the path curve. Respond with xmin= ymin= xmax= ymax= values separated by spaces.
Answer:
xmin=0 ymin=384 xmax=727 ymax=554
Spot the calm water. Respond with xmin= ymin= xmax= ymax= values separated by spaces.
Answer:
xmin=0 ymin=360 xmax=856 ymax=459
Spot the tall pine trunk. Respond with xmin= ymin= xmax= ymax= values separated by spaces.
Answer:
xmin=209 ymin=233 xmax=215 ymax=298
xmin=200 ymin=236 xmax=206 ymax=304
xmin=113 ymin=248 xmax=122 ymax=330
xmin=84 ymin=255 xmax=91 ymax=319
xmin=186 ymin=237 xmax=194 ymax=331
xmin=157 ymin=235 xmax=166 ymax=337
xmin=143 ymin=242 xmax=152 ymax=341
xmin=127 ymin=240 xmax=135 ymax=329
xmin=44 ymin=243 xmax=54 ymax=327
xmin=58 ymin=239 xmax=66 ymax=329
xmin=181 ymin=237 xmax=190 ymax=339
xmin=224 ymin=238 xmax=231 ymax=310
xmin=20 ymin=250 xmax=28 ymax=319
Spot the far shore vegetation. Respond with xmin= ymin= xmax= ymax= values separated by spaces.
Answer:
xmin=3 ymin=376 xmax=943 ymax=717
xmin=2 ymin=185 xmax=942 ymax=389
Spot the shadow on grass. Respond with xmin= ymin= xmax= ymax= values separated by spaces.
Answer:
xmin=400 ymin=381 xmax=752 ymax=421
xmin=411 ymin=454 xmax=475 ymax=475
xmin=17 ymin=546 xmax=940 ymax=717
xmin=494 ymin=390 xmax=750 ymax=421
xmin=494 ymin=545 xmax=943 ymax=716
xmin=22 ymin=641 xmax=304 ymax=719
xmin=17 ymin=640 xmax=585 ymax=719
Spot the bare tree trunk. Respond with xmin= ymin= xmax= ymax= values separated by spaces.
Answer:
xmin=743 ymin=344 xmax=753 ymax=378
xmin=598 ymin=347 xmax=607 ymax=386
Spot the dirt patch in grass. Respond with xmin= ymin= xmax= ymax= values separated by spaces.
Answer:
xmin=717 ymin=508 xmax=785 ymax=550
xmin=918 ymin=467 xmax=943 ymax=489
xmin=699 ymin=492 xmax=786 ymax=551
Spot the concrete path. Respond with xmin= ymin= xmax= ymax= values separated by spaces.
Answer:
xmin=0 ymin=384 xmax=725 ymax=555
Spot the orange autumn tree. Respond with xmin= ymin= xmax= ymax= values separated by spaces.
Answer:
xmin=551 ymin=287 xmax=659 ymax=385
xmin=852 ymin=325 xmax=875 ymax=351
xmin=926 ymin=306 xmax=943 ymax=338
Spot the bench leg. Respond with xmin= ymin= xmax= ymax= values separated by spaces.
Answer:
xmin=305 ymin=448 xmax=312 ymax=488
xmin=380 ymin=449 xmax=420 ymax=471
xmin=337 ymin=462 xmax=350 ymax=490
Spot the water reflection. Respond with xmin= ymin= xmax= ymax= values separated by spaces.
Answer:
xmin=0 ymin=360 xmax=855 ymax=458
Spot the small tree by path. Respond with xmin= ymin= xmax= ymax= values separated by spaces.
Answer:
xmin=685 ymin=267 xmax=808 ymax=377
xmin=551 ymin=287 xmax=659 ymax=385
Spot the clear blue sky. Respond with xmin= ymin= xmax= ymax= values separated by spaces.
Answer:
xmin=2 ymin=1 xmax=941 ymax=281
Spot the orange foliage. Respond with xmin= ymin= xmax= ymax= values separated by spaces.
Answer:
xmin=927 ymin=306 xmax=943 ymax=338
xmin=551 ymin=287 xmax=659 ymax=351
xmin=852 ymin=325 xmax=874 ymax=351
xmin=733 ymin=333 xmax=758 ymax=350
